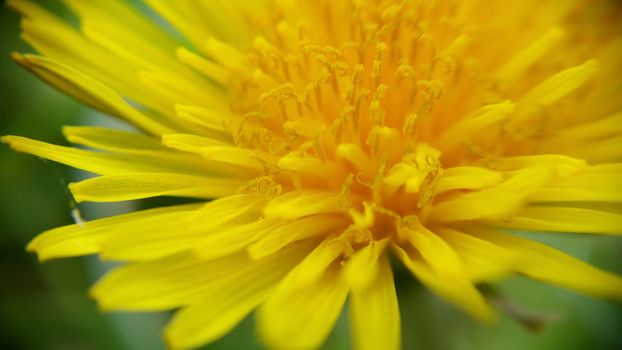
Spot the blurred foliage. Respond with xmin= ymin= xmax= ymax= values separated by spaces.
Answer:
xmin=1 ymin=1 xmax=621 ymax=349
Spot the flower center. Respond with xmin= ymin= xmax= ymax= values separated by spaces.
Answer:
xmin=226 ymin=3 xmax=475 ymax=220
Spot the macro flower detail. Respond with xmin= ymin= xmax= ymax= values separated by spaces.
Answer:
xmin=3 ymin=0 xmax=622 ymax=349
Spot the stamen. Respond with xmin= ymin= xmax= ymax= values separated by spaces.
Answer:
xmin=371 ymin=43 xmax=387 ymax=87
xmin=338 ymin=173 xmax=354 ymax=210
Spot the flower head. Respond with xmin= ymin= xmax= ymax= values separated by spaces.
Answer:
xmin=3 ymin=0 xmax=622 ymax=349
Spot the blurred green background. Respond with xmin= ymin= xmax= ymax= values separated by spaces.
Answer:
xmin=1 ymin=1 xmax=621 ymax=349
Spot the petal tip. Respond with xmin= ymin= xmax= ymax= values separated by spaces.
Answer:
xmin=1 ymin=135 xmax=18 ymax=146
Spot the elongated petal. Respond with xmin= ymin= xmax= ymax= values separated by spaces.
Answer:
xmin=101 ymin=198 xmax=264 ymax=261
xmin=565 ymin=135 xmax=622 ymax=163
xmin=543 ymin=111 xmax=622 ymax=149
xmin=162 ymin=133 xmax=231 ymax=154
xmin=344 ymin=239 xmax=388 ymax=289
xmin=66 ymin=129 xmax=247 ymax=177
xmin=264 ymin=191 xmax=341 ymax=219
xmin=27 ymin=203 xmax=201 ymax=261
xmin=139 ymin=69 xmax=226 ymax=109
xmin=489 ymin=154 xmax=586 ymax=174
xmin=436 ymin=227 xmax=518 ymax=282
xmin=101 ymin=228 xmax=205 ymax=262
xmin=393 ymin=228 xmax=494 ymax=322
xmin=529 ymin=164 xmax=622 ymax=203
xmin=63 ymin=126 xmax=166 ymax=154
xmin=430 ymin=167 xmax=552 ymax=223
xmin=184 ymin=194 xmax=267 ymax=231
xmin=284 ymin=237 xmax=347 ymax=286
xmin=143 ymin=0 xmax=206 ymax=49
xmin=92 ymin=240 xmax=314 ymax=312
xmin=470 ymin=228 xmax=622 ymax=298
xmin=491 ymin=206 xmax=622 ymax=234
xmin=173 ymin=105 xmax=231 ymax=133
xmin=248 ymin=215 xmax=346 ymax=259
xmin=201 ymin=146 xmax=268 ymax=172
xmin=437 ymin=101 xmax=515 ymax=150
xmin=8 ymin=0 xmax=192 ymax=119
xmin=497 ymin=26 xmax=565 ymax=80
xmin=278 ymin=153 xmax=342 ymax=178
xmin=393 ymin=245 xmax=490 ymax=318
xmin=69 ymin=173 xmax=243 ymax=202
xmin=257 ymin=265 xmax=349 ymax=350
xmin=177 ymin=47 xmax=230 ymax=86
xmin=193 ymin=219 xmax=281 ymax=259
xmin=1 ymin=136 xmax=225 ymax=176
xmin=521 ymin=60 xmax=599 ymax=107
xmin=436 ymin=166 xmax=503 ymax=193
xmin=11 ymin=53 xmax=173 ymax=134
xmin=349 ymin=257 xmax=400 ymax=350
xmin=63 ymin=0 xmax=178 ymax=54
xmin=164 ymin=241 xmax=314 ymax=350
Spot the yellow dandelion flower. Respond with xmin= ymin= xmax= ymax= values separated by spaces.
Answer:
xmin=3 ymin=0 xmax=622 ymax=349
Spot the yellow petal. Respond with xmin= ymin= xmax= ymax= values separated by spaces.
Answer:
xmin=174 ymin=104 xmax=231 ymax=134
xmin=164 ymin=241 xmax=314 ymax=350
xmin=103 ymin=196 xmax=267 ymax=260
xmin=11 ymin=53 xmax=173 ymax=134
xmin=201 ymin=146 xmax=267 ymax=172
xmin=247 ymin=215 xmax=346 ymax=259
xmin=430 ymin=167 xmax=552 ymax=223
xmin=436 ymin=227 xmax=518 ymax=282
xmin=491 ymin=206 xmax=622 ymax=235
xmin=394 ymin=223 xmax=494 ymax=321
xmin=11 ymin=0 xmax=180 ymax=116
xmin=490 ymin=154 xmax=586 ymax=175
xmin=101 ymin=228 xmax=202 ymax=262
xmin=336 ymin=143 xmax=370 ymax=171
xmin=382 ymin=163 xmax=423 ymax=194
xmin=1 ymin=136 xmax=221 ymax=176
xmin=392 ymin=242 xmax=494 ymax=322
xmin=191 ymin=1 xmax=254 ymax=44
xmin=437 ymin=101 xmax=515 ymax=150
xmin=69 ymin=173 xmax=243 ymax=202
xmin=278 ymin=153 xmax=342 ymax=178
xmin=27 ymin=203 xmax=200 ymax=261
xmin=497 ymin=27 xmax=565 ymax=80
xmin=91 ymin=240 xmax=313 ymax=312
xmin=436 ymin=166 xmax=503 ymax=193
xmin=545 ymin=111 xmax=622 ymax=146
xmin=203 ymin=36 xmax=249 ymax=74
xmin=283 ymin=237 xmax=347 ymax=287
xmin=139 ymin=69 xmax=225 ymax=109
xmin=63 ymin=0 xmax=182 ymax=70
xmin=521 ymin=60 xmax=599 ymax=107
xmin=193 ymin=218 xmax=281 ymax=259
xmin=257 ymin=264 xmax=349 ymax=350
xmin=564 ymin=135 xmax=622 ymax=164
xmin=185 ymin=193 xmax=267 ymax=230
xmin=177 ymin=47 xmax=230 ymax=86
xmin=343 ymin=239 xmax=389 ymax=289
xmin=470 ymin=228 xmax=622 ymax=298
xmin=92 ymin=251 xmax=222 ymax=311
xmin=264 ymin=191 xmax=341 ymax=219
xmin=529 ymin=164 xmax=622 ymax=203
xmin=349 ymin=257 xmax=400 ymax=350
xmin=161 ymin=134 xmax=253 ymax=177
xmin=382 ymin=143 xmax=441 ymax=195
xmin=144 ymin=0 xmax=210 ymax=49
xmin=162 ymin=133 xmax=231 ymax=154
xmin=63 ymin=126 xmax=167 ymax=154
